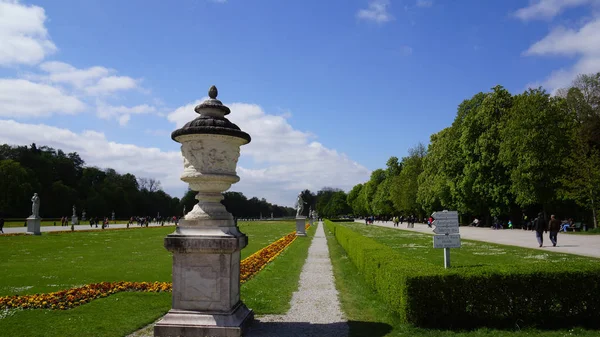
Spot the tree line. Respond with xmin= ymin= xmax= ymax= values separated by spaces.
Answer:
xmin=0 ymin=143 xmax=294 ymax=219
xmin=343 ymin=73 xmax=600 ymax=227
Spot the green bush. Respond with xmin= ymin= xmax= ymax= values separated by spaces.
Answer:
xmin=324 ymin=220 xmax=600 ymax=330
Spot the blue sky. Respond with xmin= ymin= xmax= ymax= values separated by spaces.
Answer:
xmin=1 ymin=0 xmax=599 ymax=206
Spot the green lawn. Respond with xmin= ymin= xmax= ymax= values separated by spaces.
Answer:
xmin=0 ymin=220 xmax=308 ymax=337
xmin=340 ymin=222 xmax=598 ymax=269
xmin=325 ymin=223 xmax=600 ymax=336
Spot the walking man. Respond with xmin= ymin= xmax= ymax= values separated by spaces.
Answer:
xmin=548 ymin=214 xmax=561 ymax=247
xmin=534 ymin=212 xmax=547 ymax=247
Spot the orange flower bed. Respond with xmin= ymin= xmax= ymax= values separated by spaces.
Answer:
xmin=240 ymin=233 xmax=297 ymax=283
xmin=0 ymin=281 xmax=171 ymax=310
xmin=0 ymin=225 xmax=310 ymax=310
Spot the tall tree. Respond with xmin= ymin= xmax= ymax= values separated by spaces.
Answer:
xmin=499 ymin=88 xmax=576 ymax=210
xmin=458 ymin=86 xmax=513 ymax=218
xmin=390 ymin=143 xmax=426 ymax=216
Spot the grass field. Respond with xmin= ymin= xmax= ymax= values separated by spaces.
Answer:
xmin=340 ymin=222 xmax=598 ymax=268
xmin=0 ymin=220 xmax=310 ymax=336
xmin=325 ymin=222 xmax=600 ymax=336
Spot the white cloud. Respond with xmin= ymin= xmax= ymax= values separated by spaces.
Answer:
xmin=84 ymin=76 xmax=138 ymax=95
xmin=416 ymin=0 xmax=433 ymax=8
xmin=0 ymin=119 xmax=184 ymax=192
xmin=514 ymin=0 xmax=593 ymax=21
xmin=357 ymin=0 xmax=394 ymax=24
xmin=38 ymin=61 xmax=111 ymax=89
xmin=0 ymin=0 xmax=57 ymax=66
xmin=168 ymin=100 xmax=371 ymax=206
xmin=96 ymin=102 xmax=157 ymax=125
xmin=524 ymin=16 xmax=600 ymax=91
xmin=0 ymin=79 xmax=85 ymax=118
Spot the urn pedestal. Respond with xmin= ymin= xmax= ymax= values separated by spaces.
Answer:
xmin=295 ymin=216 xmax=307 ymax=236
xmin=154 ymin=86 xmax=253 ymax=337
xmin=26 ymin=216 xmax=41 ymax=235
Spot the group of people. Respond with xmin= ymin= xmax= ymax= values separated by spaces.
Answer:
xmin=391 ymin=215 xmax=421 ymax=228
xmin=470 ymin=213 xmax=568 ymax=247
xmin=88 ymin=217 xmax=110 ymax=228
xmin=127 ymin=216 xmax=175 ymax=227
xmin=532 ymin=213 xmax=563 ymax=247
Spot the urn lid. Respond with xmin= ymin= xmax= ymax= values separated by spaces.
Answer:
xmin=171 ymin=86 xmax=251 ymax=143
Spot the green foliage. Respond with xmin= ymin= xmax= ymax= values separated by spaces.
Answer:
xmin=347 ymin=183 xmax=367 ymax=216
xmin=325 ymin=220 xmax=600 ymax=330
xmin=222 ymin=191 xmax=295 ymax=218
xmin=499 ymin=89 xmax=576 ymax=208
xmin=390 ymin=144 xmax=426 ymax=216
xmin=0 ymin=143 xmax=292 ymax=219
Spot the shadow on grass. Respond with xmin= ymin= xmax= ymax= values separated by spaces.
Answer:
xmin=246 ymin=320 xmax=392 ymax=337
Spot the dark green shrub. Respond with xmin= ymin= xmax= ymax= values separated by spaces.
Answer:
xmin=324 ymin=220 xmax=600 ymax=330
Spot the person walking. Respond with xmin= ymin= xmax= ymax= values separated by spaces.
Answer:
xmin=548 ymin=214 xmax=561 ymax=247
xmin=0 ymin=217 xmax=4 ymax=233
xmin=533 ymin=212 xmax=547 ymax=247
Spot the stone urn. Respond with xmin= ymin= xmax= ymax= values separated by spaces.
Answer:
xmin=154 ymin=86 xmax=253 ymax=337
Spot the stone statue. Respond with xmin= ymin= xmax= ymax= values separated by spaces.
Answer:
xmin=72 ymin=205 xmax=76 ymax=217
xmin=31 ymin=193 xmax=40 ymax=218
xmin=111 ymin=211 xmax=115 ymax=220
xmin=295 ymin=192 xmax=307 ymax=217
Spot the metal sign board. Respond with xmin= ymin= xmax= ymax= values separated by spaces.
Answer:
xmin=433 ymin=234 xmax=461 ymax=248
xmin=433 ymin=226 xmax=460 ymax=234
xmin=432 ymin=219 xmax=459 ymax=227
xmin=431 ymin=211 xmax=458 ymax=219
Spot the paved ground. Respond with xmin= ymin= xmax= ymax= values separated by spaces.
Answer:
xmin=1 ymin=222 xmax=175 ymax=234
xmin=245 ymin=221 xmax=348 ymax=337
xmin=356 ymin=220 xmax=600 ymax=259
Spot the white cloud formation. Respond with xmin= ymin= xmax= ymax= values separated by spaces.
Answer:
xmin=85 ymin=76 xmax=138 ymax=95
xmin=38 ymin=61 xmax=111 ymax=89
xmin=96 ymin=102 xmax=157 ymax=126
xmin=416 ymin=0 xmax=433 ymax=8
xmin=524 ymin=16 xmax=600 ymax=91
xmin=0 ymin=0 xmax=56 ymax=66
xmin=357 ymin=0 xmax=394 ymax=24
xmin=0 ymin=79 xmax=85 ymax=118
xmin=0 ymin=119 xmax=184 ymax=192
xmin=514 ymin=0 xmax=593 ymax=21
xmin=168 ymin=100 xmax=371 ymax=206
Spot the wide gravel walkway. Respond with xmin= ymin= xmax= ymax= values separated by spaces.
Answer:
xmin=358 ymin=220 xmax=600 ymax=259
xmin=245 ymin=221 xmax=348 ymax=337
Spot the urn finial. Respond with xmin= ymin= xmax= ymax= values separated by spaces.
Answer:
xmin=208 ymin=85 xmax=218 ymax=99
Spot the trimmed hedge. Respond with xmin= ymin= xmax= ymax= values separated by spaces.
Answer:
xmin=325 ymin=220 xmax=600 ymax=330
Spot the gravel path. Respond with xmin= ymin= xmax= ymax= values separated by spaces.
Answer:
xmin=128 ymin=221 xmax=348 ymax=337
xmin=245 ymin=221 xmax=348 ymax=337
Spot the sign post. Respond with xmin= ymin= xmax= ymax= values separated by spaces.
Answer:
xmin=431 ymin=210 xmax=460 ymax=269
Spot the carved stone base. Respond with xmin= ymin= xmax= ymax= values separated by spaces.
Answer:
xmin=26 ymin=216 xmax=41 ymax=235
xmin=295 ymin=217 xmax=307 ymax=236
xmin=154 ymin=301 xmax=253 ymax=337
